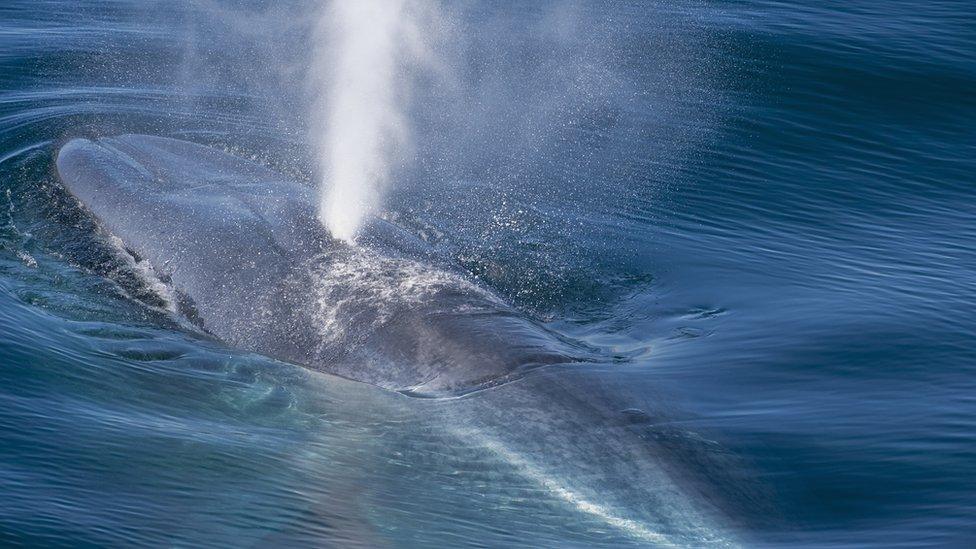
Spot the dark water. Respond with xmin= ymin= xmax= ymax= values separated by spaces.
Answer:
xmin=2 ymin=0 xmax=974 ymax=546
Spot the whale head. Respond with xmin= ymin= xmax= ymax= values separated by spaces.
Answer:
xmin=56 ymin=134 xmax=591 ymax=397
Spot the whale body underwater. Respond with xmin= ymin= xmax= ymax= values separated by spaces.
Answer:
xmin=56 ymin=134 xmax=750 ymax=546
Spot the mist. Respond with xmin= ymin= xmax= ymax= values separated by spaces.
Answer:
xmin=309 ymin=0 xmax=447 ymax=243
xmin=163 ymin=0 xmax=702 ymax=279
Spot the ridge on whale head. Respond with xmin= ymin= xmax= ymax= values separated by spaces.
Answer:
xmin=56 ymin=134 xmax=590 ymax=397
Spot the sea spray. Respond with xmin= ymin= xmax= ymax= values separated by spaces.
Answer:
xmin=311 ymin=0 xmax=446 ymax=243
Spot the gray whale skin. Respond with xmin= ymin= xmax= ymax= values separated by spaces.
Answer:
xmin=56 ymin=134 xmax=747 ymax=546
xmin=56 ymin=134 xmax=586 ymax=398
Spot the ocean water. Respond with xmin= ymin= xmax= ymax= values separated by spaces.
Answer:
xmin=1 ymin=1 xmax=975 ymax=547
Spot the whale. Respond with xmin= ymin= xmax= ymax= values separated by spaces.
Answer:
xmin=56 ymin=134 xmax=751 ymax=546
xmin=55 ymin=134 xmax=593 ymax=398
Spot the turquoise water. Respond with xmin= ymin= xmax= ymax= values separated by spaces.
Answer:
xmin=2 ymin=1 xmax=975 ymax=546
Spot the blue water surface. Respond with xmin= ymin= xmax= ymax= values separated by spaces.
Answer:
xmin=1 ymin=0 xmax=974 ymax=546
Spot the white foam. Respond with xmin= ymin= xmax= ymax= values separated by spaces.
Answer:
xmin=107 ymin=234 xmax=177 ymax=313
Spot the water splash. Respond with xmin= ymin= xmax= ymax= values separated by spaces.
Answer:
xmin=311 ymin=0 xmax=444 ymax=243
xmin=311 ymin=246 xmax=494 ymax=348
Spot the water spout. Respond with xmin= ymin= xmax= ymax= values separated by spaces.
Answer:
xmin=311 ymin=0 xmax=442 ymax=243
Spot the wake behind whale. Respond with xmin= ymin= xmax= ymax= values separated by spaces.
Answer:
xmin=56 ymin=134 xmax=745 ymax=546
